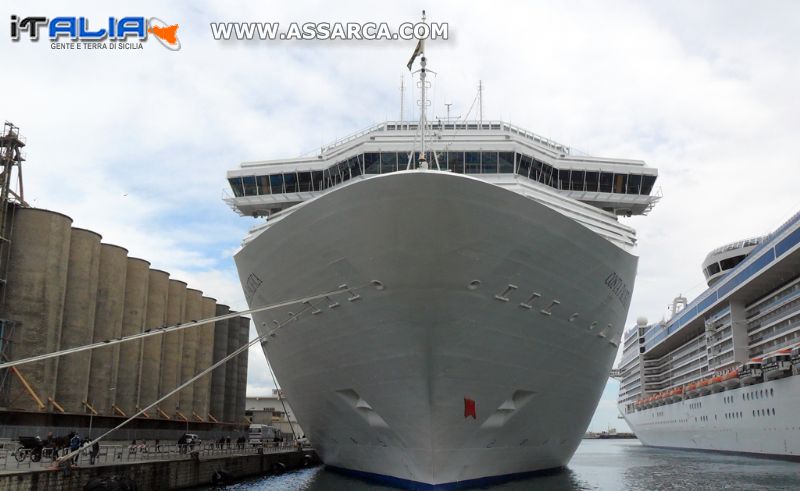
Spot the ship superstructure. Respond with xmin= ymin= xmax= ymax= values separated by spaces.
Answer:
xmin=616 ymin=210 xmax=800 ymax=458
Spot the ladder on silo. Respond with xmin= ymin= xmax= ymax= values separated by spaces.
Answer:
xmin=0 ymin=121 xmax=29 ymax=406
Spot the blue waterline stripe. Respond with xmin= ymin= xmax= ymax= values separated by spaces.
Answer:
xmin=326 ymin=465 xmax=566 ymax=490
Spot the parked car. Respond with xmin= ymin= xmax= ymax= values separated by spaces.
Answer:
xmin=178 ymin=433 xmax=201 ymax=447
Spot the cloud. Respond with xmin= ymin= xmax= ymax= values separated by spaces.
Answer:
xmin=3 ymin=0 xmax=799 ymax=431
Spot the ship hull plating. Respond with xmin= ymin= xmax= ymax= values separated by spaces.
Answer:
xmin=621 ymin=375 xmax=800 ymax=458
xmin=235 ymin=172 xmax=636 ymax=486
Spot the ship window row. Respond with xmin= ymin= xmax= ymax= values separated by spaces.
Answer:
xmin=747 ymin=315 xmax=800 ymax=352
xmin=747 ymin=277 xmax=800 ymax=321
xmin=725 ymin=412 xmax=742 ymax=419
xmin=753 ymin=408 xmax=776 ymax=417
xmin=743 ymin=388 xmax=774 ymax=401
xmin=748 ymin=295 xmax=800 ymax=333
xmin=704 ymin=255 xmax=747 ymax=279
xmin=228 ymin=151 xmax=657 ymax=198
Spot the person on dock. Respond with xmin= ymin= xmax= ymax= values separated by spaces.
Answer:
xmin=89 ymin=440 xmax=100 ymax=465
xmin=69 ymin=434 xmax=81 ymax=465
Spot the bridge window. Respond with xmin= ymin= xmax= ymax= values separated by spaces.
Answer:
xmin=364 ymin=153 xmax=380 ymax=174
xmin=499 ymin=152 xmax=515 ymax=173
xmin=311 ymin=171 xmax=324 ymax=191
xmin=448 ymin=152 xmax=464 ymax=173
xmin=570 ymin=170 xmax=585 ymax=191
xmin=348 ymin=156 xmax=362 ymax=177
xmin=627 ymin=174 xmax=642 ymax=194
xmin=720 ymin=255 xmax=746 ymax=271
xmin=599 ymin=172 xmax=613 ymax=193
xmin=270 ymin=174 xmax=284 ymax=194
xmin=337 ymin=161 xmax=349 ymax=183
xmin=465 ymin=152 xmax=481 ymax=173
xmin=482 ymin=152 xmax=498 ymax=173
xmin=614 ymin=173 xmax=627 ymax=193
xmin=298 ymin=172 xmax=312 ymax=192
xmin=229 ymin=177 xmax=244 ymax=197
xmin=585 ymin=171 xmax=599 ymax=192
xmin=243 ymin=176 xmax=258 ymax=196
xmin=284 ymin=173 xmax=298 ymax=193
xmin=257 ymin=176 xmax=270 ymax=195
xmin=517 ymin=154 xmax=531 ymax=178
xmin=380 ymin=152 xmax=397 ymax=174
xmin=557 ymin=169 xmax=570 ymax=190
xmin=541 ymin=162 xmax=555 ymax=186
xmin=642 ymin=175 xmax=656 ymax=195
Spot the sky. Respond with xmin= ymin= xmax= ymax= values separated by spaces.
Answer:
xmin=2 ymin=1 xmax=799 ymax=433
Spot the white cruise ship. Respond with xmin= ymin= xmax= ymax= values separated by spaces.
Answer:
xmin=616 ymin=210 xmax=800 ymax=458
xmin=226 ymin=43 xmax=658 ymax=487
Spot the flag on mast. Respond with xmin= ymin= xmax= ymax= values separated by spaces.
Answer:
xmin=406 ymin=38 xmax=424 ymax=71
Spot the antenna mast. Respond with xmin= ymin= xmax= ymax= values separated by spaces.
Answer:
xmin=400 ymin=75 xmax=405 ymax=122
xmin=478 ymin=80 xmax=483 ymax=124
xmin=417 ymin=10 xmax=429 ymax=169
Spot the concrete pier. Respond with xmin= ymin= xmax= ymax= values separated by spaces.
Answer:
xmin=0 ymin=448 xmax=318 ymax=490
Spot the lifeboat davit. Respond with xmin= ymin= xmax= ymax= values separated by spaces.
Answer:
xmin=721 ymin=370 xmax=740 ymax=389
xmin=697 ymin=378 xmax=712 ymax=396
xmin=791 ymin=345 xmax=800 ymax=375
xmin=709 ymin=375 xmax=725 ymax=393
xmin=741 ymin=357 xmax=763 ymax=386
xmin=764 ymin=349 xmax=793 ymax=381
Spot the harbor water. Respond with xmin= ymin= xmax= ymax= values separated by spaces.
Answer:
xmin=214 ymin=439 xmax=800 ymax=490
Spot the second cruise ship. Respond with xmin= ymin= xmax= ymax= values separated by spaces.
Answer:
xmin=616 ymin=210 xmax=800 ymax=458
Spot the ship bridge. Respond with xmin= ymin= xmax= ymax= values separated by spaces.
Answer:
xmin=225 ymin=120 xmax=659 ymax=218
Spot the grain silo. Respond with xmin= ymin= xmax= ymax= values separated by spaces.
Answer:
xmin=235 ymin=316 xmax=251 ymax=423
xmin=222 ymin=312 xmax=240 ymax=422
xmin=2 ymin=207 xmax=72 ymax=412
xmin=159 ymin=279 xmax=186 ymax=417
xmin=178 ymin=288 xmax=202 ymax=418
xmin=55 ymin=228 xmax=101 ymax=414
xmin=115 ymin=257 xmax=149 ymax=415
xmin=193 ymin=296 xmax=216 ymax=420
xmin=87 ymin=244 xmax=128 ymax=415
xmin=208 ymin=304 xmax=229 ymax=421
xmin=138 ymin=269 xmax=169 ymax=413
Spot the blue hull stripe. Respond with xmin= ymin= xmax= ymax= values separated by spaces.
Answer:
xmin=326 ymin=465 xmax=565 ymax=490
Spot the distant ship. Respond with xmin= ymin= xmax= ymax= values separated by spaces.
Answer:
xmin=227 ymin=36 xmax=659 ymax=488
xmin=615 ymin=210 xmax=800 ymax=458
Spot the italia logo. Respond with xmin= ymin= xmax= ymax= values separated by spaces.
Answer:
xmin=10 ymin=15 xmax=180 ymax=51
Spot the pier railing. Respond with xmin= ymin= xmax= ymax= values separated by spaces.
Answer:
xmin=0 ymin=440 xmax=305 ymax=472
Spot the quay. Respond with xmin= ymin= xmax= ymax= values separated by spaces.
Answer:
xmin=0 ymin=442 xmax=319 ymax=490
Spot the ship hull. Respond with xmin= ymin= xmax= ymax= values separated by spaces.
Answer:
xmin=621 ymin=375 xmax=800 ymax=458
xmin=235 ymin=172 xmax=636 ymax=487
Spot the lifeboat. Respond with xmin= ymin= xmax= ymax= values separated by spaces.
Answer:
xmin=685 ymin=382 xmax=699 ymax=398
xmin=709 ymin=375 xmax=725 ymax=393
xmin=697 ymin=378 xmax=711 ymax=396
xmin=673 ymin=386 xmax=685 ymax=401
xmin=763 ymin=349 xmax=792 ymax=381
xmin=740 ymin=357 xmax=763 ymax=386
xmin=721 ymin=369 xmax=740 ymax=389
xmin=792 ymin=345 xmax=800 ymax=375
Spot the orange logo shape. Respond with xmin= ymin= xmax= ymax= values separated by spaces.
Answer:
xmin=148 ymin=24 xmax=179 ymax=45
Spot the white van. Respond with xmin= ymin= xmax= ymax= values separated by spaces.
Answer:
xmin=248 ymin=424 xmax=280 ymax=445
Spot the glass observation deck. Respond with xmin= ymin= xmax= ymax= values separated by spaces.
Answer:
xmin=226 ymin=120 xmax=659 ymax=218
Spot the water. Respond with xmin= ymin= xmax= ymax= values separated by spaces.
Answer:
xmin=217 ymin=440 xmax=800 ymax=490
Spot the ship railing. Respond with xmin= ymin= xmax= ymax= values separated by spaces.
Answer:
xmin=315 ymin=119 xmax=578 ymax=157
